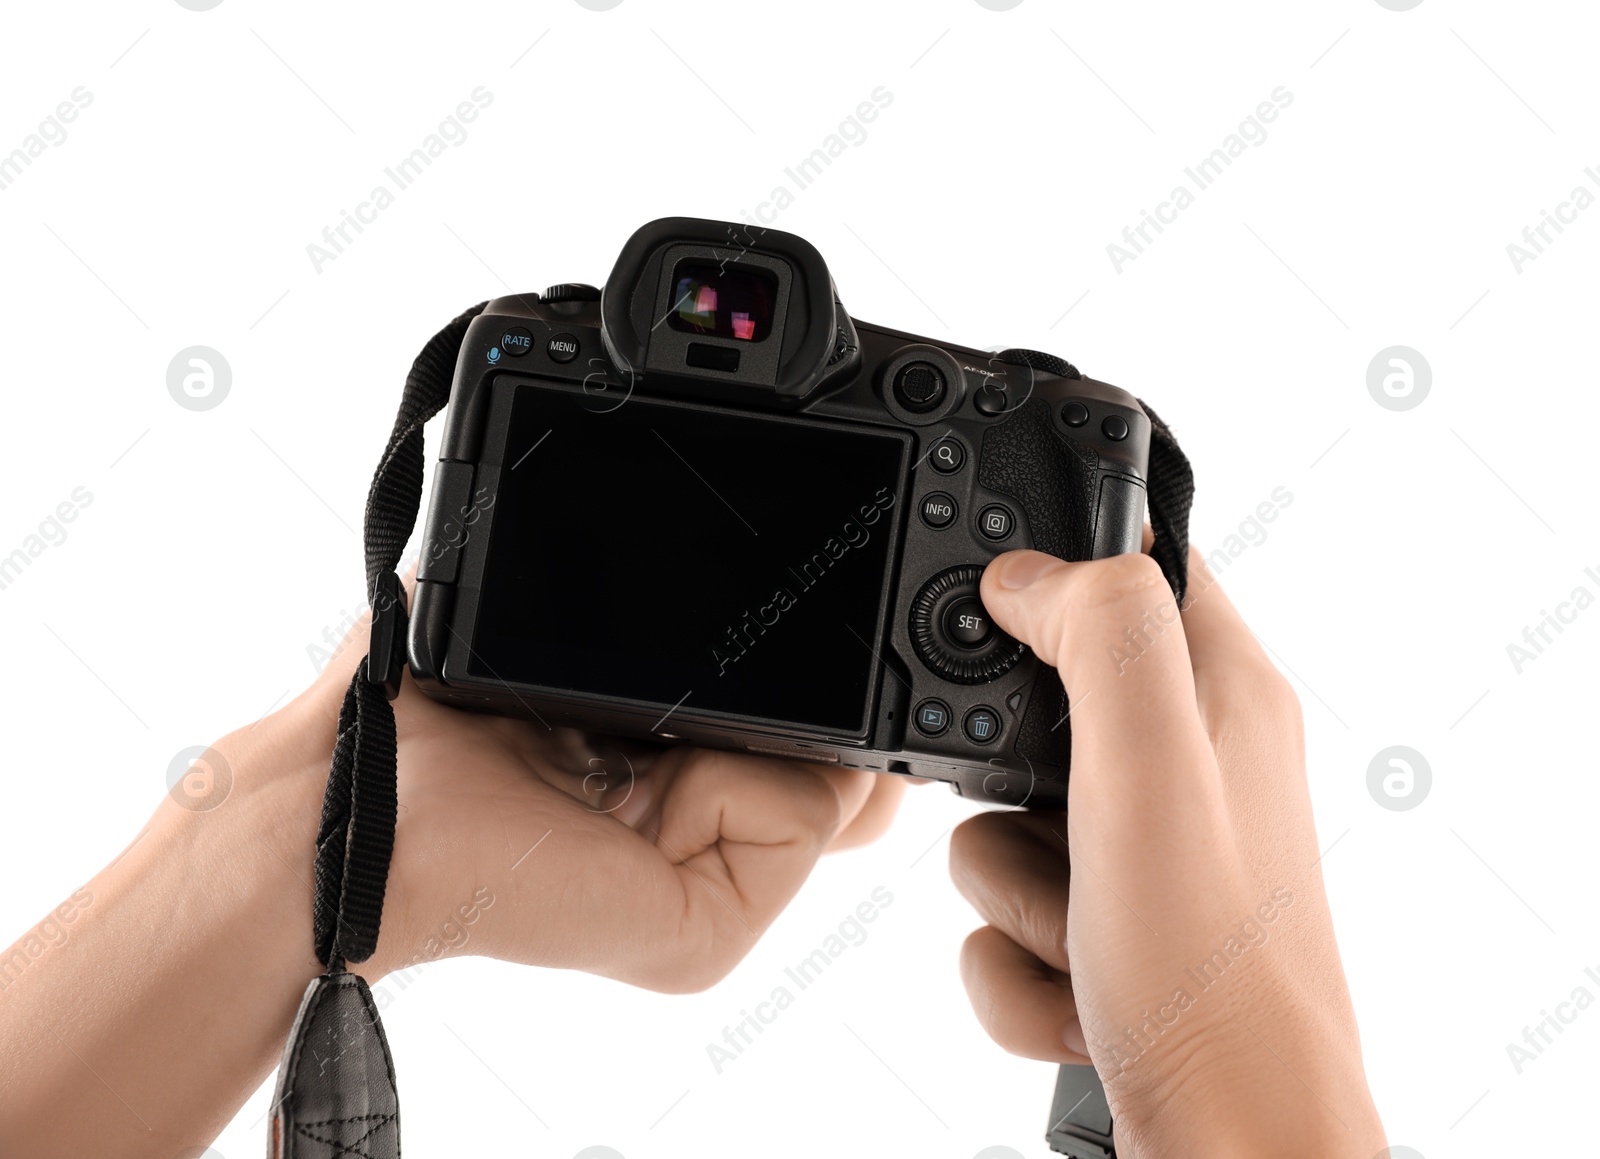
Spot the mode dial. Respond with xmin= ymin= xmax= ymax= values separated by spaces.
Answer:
xmin=543 ymin=283 xmax=602 ymax=303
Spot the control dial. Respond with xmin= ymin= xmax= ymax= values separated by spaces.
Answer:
xmin=909 ymin=565 xmax=1026 ymax=684
xmin=543 ymin=283 xmax=602 ymax=303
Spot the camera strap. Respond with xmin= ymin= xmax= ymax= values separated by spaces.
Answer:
xmin=268 ymin=301 xmax=486 ymax=1159
xmin=995 ymin=348 xmax=1193 ymax=605
xmin=263 ymin=325 xmax=1191 ymax=1159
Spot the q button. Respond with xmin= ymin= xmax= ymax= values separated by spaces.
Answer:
xmin=928 ymin=437 xmax=966 ymax=475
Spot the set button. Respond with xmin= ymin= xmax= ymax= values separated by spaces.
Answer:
xmin=920 ymin=492 xmax=957 ymax=529
xmin=945 ymin=599 xmax=993 ymax=647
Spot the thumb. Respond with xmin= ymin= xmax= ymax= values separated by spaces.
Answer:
xmin=979 ymin=549 xmax=1189 ymax=693
xmin=978 ymin=550 xmax=1217 ymax=814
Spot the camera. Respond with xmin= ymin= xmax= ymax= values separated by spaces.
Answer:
xmin=407 ymin=217 xmax=1151 ymax=808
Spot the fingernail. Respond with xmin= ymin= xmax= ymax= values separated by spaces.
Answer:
xmin=1062 ymin=1021 xmax=1089 ymax=1058
xmin=994 ymin=552 xmax=1063 ymax=590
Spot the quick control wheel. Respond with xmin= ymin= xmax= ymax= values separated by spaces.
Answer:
xmin=909 ymin=565 xmax=1026 ymax=684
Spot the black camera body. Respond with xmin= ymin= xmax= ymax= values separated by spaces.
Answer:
xmin=407 ymin=218 xmax=1150 ymax=808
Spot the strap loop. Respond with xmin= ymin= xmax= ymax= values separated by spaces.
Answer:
xmin=313 ymin=299 xmax=487 ymax=969
xmin=994 ymin=347 xmax=1194 ymax=607
xmin=1138 ymin=401 xmax=1194 ymax=607
xmin=367 ymin=571 xmax=408 ymax=700
xmin=278 ymin=301 xmax=488 ymax=1158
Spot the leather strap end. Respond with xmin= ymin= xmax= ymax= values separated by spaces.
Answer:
xmin=269 ymin=972 xmax=400 ymax=1159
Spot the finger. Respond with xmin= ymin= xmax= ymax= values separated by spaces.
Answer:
xmin=1175 ymin=546 xmax=1314 ymax=849
xmin=980 ymin=551 xmax=1217 ymax=795
xmin=959 ymin=925 xmax=1089 ymax=1065
xmin=816 ymin=762 xmax=879 ymax=840
xmin=949 ymin=811 xmax=1072 ymax=973
xmin=641 ymin=750 xmax=872 ymax=988
xmin=826 ymin=773 xmax=907 ymax=853
xmin=978 ymin=550 xmax=1233 ymax=896
xmin=1177 ymin=547 xmax=1286 ymax=713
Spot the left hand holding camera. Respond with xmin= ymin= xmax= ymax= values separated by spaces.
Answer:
xmin=0 ymin=588 xmax=904 ymax=1159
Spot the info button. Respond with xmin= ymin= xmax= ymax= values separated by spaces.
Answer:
xmin=920 ymin=492 xmax=957 ymax=529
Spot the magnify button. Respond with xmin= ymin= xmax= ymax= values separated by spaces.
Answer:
xmin=929 ymin=437 xmax=965 ymax=475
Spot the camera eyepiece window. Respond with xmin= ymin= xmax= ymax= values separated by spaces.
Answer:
xmin=409 ymin=217 xmax=1152 ymax=808
xmin=667 ymin=258 xmax=777 ymax=341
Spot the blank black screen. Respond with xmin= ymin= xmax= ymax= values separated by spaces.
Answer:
xmin=469 ymin=385 xmax=906 ymax=734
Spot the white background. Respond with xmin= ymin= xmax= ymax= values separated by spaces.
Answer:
xmin=2 ymin=1 xmax=1597 ymax=1156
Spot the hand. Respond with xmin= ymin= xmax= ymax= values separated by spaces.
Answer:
xmin=0 ymin=581 xmax=904 ymax=1159
xmin=949 ymin=549 xmax=1386 ymax=1157
xmin=301 ymin=588 xmax=909 ymax=989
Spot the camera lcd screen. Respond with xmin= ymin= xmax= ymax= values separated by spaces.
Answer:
xmin=666 ymin=259 xmax=777 ymax=341
xmin=468 ymin=384 xmax=907 ymax=735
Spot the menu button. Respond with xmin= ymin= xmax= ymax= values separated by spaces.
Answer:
xmin=547 ymin=333 xmax=580 ymax=363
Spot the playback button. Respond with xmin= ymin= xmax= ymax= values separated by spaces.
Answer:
xmin=914 ymin=698 xmax=952 ymax=738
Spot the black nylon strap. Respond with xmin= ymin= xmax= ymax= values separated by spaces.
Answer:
xmin=277 ymin=302 xmax=487 ymax=1158
xmin=311 ymin=673 xmax=398 ymax=967
xmin=995 ymin=349 xmax=1193 ymax=603
xmin=311 ymin=300 xmax=487 ymax=969
xmin=1138 ymin=401 xmax=1194 ymax=606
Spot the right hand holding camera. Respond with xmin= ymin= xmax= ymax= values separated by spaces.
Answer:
xmin=951 ymin=548 xmax=1389 ymax=1156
